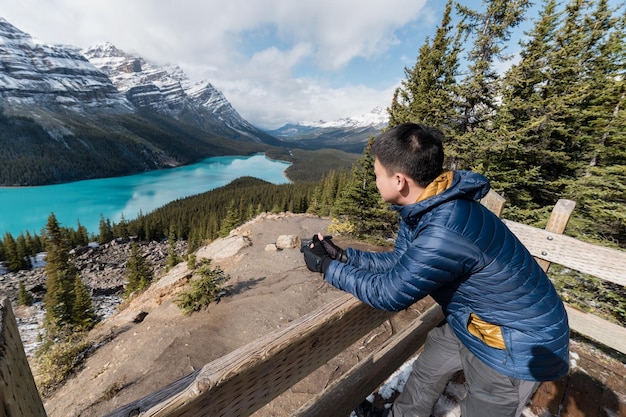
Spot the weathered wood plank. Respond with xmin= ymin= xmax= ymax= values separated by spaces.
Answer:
xmin=294 ymin=304 xmax=444 ymax=417
xmin=503 ymin=219 xmax=626 ymax=287
xmin=500 ymin=198 xmax=626 ymax=355
xmin=564 ymin=304 xmax=626 ymax=355
xmin=480 ymin=189 xmax=506 ymax=217
xmin=0 ymin=298 xmax=47 ymax=417
xmin=105 ymin=294 xmax=394 ymax=417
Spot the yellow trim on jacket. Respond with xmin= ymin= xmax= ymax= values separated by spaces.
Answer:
xmin=467 ymin=313 xmax=506 ymax=350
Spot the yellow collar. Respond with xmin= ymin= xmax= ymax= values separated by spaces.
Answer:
xmin=416 ymin=171 xmax=454 ymax=203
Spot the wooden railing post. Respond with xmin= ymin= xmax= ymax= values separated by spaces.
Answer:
xmin=535 ymin=199 xmax=576 ymax=272
xmin=0 ymin=298 xmax=47 ymax=417
xmin=480 ymin=189 xmax=507 ymax=218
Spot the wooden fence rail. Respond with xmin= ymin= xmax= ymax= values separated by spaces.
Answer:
xmin=1 ymin=192 xmax=624 ymax=417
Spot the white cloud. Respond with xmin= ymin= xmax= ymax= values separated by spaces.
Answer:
xmin=220 ymin=76 xmax=398 ymax=129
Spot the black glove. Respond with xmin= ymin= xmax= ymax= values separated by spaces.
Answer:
xmin=319 ymin=236 xmax=348 ymax=263
xmin=302 ymin=245 xmax=332 ymax=274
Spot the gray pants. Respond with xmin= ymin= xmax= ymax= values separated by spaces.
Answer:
xmin=390 ymin=324 xmax=539 ymax=417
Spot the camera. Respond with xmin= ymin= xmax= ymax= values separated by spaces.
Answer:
xmin=300 ymin=238 xmax=313 ymax=252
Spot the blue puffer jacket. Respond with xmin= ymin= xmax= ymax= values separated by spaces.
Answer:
xmin=325 ymin=170 xmax=569 ymax=381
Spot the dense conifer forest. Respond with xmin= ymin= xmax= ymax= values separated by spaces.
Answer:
xmin=386 ymin=0 xmax=625 ymax=247
xmin=0 ymin=111 xmax=270 ymax=186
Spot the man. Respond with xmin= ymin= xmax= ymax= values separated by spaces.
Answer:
xmin=302 ymin=123 xmax=569 ymax=417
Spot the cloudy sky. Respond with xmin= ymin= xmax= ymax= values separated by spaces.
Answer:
xmin=3 ymin=0 xmax=532 ymax=129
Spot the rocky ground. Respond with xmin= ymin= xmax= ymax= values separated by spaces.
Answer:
xmin=1 ymin=238 xmax=188 ymax=304
xmin=1 ymin=237 xmax=188 ymax=356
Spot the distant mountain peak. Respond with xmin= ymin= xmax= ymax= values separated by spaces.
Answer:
xmin=301 ymin=106 xmax=388 ymax=129
xmin=266 ymin=106 xmax=388 ymax=153
xmin=82 ymin=42 xmax=126 ymax=58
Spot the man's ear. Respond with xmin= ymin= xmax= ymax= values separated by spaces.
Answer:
xmin=395 ymin=173 xmax=407 ymax=191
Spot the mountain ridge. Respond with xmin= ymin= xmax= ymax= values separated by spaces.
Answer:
xmin=81 ymin=42 xmax=283 ymax=146
xmin=266 ymin=106 xmax=387 ymax=152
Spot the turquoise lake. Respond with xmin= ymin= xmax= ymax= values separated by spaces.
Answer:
xmin=0 ymin=154 xmax=291 ymax=237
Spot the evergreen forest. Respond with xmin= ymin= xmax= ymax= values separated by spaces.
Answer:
xmin=387 ymin=0 xmax=625 ymax=247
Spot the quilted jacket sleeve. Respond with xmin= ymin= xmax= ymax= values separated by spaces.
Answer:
xmin=324 ymin=221 xmax=484 ymax=311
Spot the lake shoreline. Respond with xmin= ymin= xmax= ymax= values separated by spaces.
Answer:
xmin=0 ymin=151 xmax=293 ymax=189
xmin=0 ymin=154 xmax=291 ymax=237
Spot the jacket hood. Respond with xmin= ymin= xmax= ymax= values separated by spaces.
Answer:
xmin=392 ymin=170 xmax=490 ymax=223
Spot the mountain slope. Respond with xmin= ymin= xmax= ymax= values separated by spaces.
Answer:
xmin=0 ymin=18 xmax=131 ymax=117
xmin=82 ymin=42 xmax=283 ymax=146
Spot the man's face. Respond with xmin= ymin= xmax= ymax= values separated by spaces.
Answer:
xmin=374 ymin=157 xmax=400 ymax=204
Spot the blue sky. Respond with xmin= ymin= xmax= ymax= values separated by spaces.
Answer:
xmin=0 ymin=1 xmax=563 ymax=129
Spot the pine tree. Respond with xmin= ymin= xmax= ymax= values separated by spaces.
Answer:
xmin=456 ymin=0 xmax=531 ymax=131
xmin=27 ymin=231 xmax=44 ymax=255
xmin=166 ymin=227 xmax=182 ymax=271
xmin=452 ymin=0 xmax=532 ymax=171
xmin=113 ymin=213 xmax=130 ymax=240
xmin=15 ymin=234 xmax=32 ymax=270
xmin=331 ymin=140 xmax=398 ymax=242
xmin=124 ymin=241 xmax=153 ymax=297
xmin=74 ymin=221 xmax=89 ymax=246
xmin=493 ymin=0 xmax=562 ymax=208
xmin=17 ymin=281 xmax=33 ymax=306
xmin=2 ymin=232 xmax=23 ymax=271
xmin=98 ymin=215 xmax=114 ymax=244
xmin=561 ymin=0 xmax=626 ymax=245
xmin=72 ymin=275 xmax=98 ymax=330
xmin=388 ymin=0 xmax=463 ymax=136
xmin=43 ymin=214 xmax=74 ymax=330
xmin=24 ymin=231 xmax=38 ymax=257
xmin=219 ymin=200 xmax=241 ymax=237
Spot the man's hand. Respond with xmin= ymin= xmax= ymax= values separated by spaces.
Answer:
xmin=302 ymin=245 xmax=332 ymax=274
xmin=317 ymin=233 xmax=348 ymax=263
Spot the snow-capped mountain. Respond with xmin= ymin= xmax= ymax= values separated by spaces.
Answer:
xmin=303 ymin=106 xmax=388 ymax=129
xmin=267 ymin=107 xmax=388 ymax=153
xmin=82 ymin=42 xmax=282 ymax=145
xmin=0 ymin=18 xmax=131 ymax=118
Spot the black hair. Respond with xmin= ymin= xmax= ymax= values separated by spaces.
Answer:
xmin=371 ymin=123 xmax=445 ymax=187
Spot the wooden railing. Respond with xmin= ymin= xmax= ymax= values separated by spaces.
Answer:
xmin=1 ymin=191 xmax=625 ymax=417
xmin=0 ymin=298 xmax=47 ymax=417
